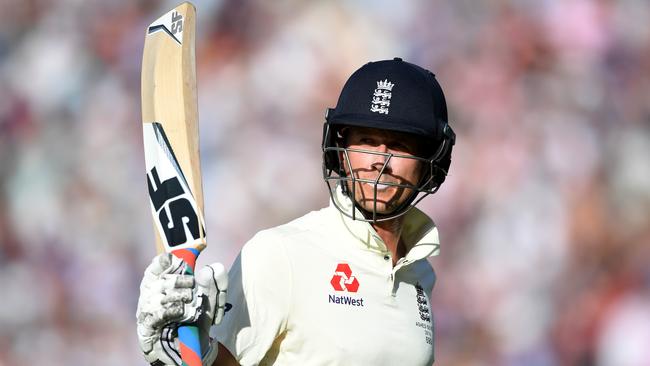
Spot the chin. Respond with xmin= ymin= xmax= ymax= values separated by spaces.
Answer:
xmin=356 ymin=199 xmax=400 ymax=214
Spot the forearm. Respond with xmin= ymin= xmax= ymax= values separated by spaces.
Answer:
xmin=212 ymin=343 xmax=240 ymax=366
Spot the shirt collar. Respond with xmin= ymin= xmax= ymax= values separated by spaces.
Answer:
xmin=329 ymin=185 xmax=440 ymax=261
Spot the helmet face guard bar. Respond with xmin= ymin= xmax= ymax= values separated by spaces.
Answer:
xmin=322 ymin=124 xmax=452 ymax=222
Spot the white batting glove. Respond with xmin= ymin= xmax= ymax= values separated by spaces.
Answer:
xmin=136 ymin=253 xmax=228 ymax=366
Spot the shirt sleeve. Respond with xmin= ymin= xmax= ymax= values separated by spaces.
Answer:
xmin=214 ymin=230 xmax=292 ymax=365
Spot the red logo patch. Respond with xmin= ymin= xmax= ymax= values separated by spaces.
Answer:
xmin=330 ymin=263 xmax=360 ymax=292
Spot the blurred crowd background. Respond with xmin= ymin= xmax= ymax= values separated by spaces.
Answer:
xmin=1 ymin=0 xmax=649 ymax=365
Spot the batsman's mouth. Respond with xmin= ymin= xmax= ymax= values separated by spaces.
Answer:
xmin=356 ymin=185 xmax=407 ymax=205
xmin=356 ymin=180 xmax=406 ymax=192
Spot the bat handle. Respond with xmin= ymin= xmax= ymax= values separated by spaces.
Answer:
xmin=172 ymin=248 xmax=204 ymax=366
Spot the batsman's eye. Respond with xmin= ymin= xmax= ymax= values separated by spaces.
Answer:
xmin=358 ymin=137 xmax=377 ymax=146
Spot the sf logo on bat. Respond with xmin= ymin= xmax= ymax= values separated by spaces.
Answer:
xmin=143 ymin=123 xmax=204 ymax=249
xmin=147 ymin=167 xmax=200 ymax=248
xmin=146 ymin=9 xmax=185 ymax=44
xmin=170 ymin=11 xmax=183 ymax=35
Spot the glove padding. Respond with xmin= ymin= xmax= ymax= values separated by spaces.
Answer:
xmin=136 ymin=253 xmax=228 ymax=366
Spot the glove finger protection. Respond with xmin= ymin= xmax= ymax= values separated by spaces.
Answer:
xmin=136 ymin=253 xmax=227 ymax=366
xmin=196 ymin=262 xmax=228 ymax=326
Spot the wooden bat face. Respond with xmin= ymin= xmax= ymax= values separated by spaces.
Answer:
xmin=141 ymin=3 xmax=208 ymax=365
xmin=141 ymin=2 xmax=206 ymax=255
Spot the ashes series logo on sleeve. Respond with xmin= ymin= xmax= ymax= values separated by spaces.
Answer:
xmin=143 ymin=122 xmax=206 ymax=250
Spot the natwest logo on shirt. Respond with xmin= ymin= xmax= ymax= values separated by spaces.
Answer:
xmin=330 ymin=263 xmax=360 ymax=293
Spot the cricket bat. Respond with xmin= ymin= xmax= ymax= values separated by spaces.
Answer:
xmin=141 ymin=2 xmax=207 ymax=365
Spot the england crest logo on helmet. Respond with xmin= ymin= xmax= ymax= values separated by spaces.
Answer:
xmin=370 ymin=79 xmax=394 ymax=115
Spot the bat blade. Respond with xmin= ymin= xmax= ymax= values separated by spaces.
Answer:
xmin=142 ymin=1 xmax=205 ymax=254
xmin=141 ymin=2 xmax=206 ymax=365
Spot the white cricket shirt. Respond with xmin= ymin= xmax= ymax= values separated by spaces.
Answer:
xmin=215 ymin=189 xmax=440 ymax=365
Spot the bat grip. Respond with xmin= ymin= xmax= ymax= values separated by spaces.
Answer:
xmin=173 ymin=248 xmax=204 ymax=366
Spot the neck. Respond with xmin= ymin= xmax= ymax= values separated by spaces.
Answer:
xmin=371 ymin=216 xmax=406 ymax=266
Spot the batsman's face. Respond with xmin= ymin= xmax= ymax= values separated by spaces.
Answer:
xmin=341 ymin=127 xmax=425 ymax=215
